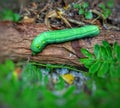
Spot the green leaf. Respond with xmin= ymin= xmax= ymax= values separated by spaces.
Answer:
xmin=63 ymin=86 xmax=76 ymax=97
xmin=80 ymin=41 xmax=120 ymax=78
xmin=0 ymin=64 xmax=9 ymax=75
xmin=97 ymin=62 xmax=109 ymax=78
xmin=107 ymin=0 xmax=114 ymax=8
xmin=102 ymin=41 xmax=112 ymax=59
xmin=0 ymin=9 xmax=20 ymax=22
xmin=73 ymin=3 xmax=80 ymax=9
xmin=81 ymin=48 xmax=93 ymax=58
xmin=110 ymin=63 xmax=116 ymax=77
xmin=102 ymin=41 xmax=110 ymax=47
xmin=103 ymin=8 xmax=111 ymax=19
xmin=113 ymin=65 xmax=120 ymax=78
xmin=89 ymin=61 xmax=101 ymax=74
xmin=100 ymin=46 xmax=108 ymax=59
xmin=94 ymin=44 xmax=101 ymax=59
xmin=80 ymin=58 xmax=94 ymax=68
xmin=112 ymin=42 xmax=120 ymax=60
xmin=55 ymin=76 xmax=65 ymax=90
xmin=85 ymin=11 xmax=93 ymax=19
xmin=44 ymin=75 xmax=49 ymax=85
xmin=116 ymin=65 xmax=120 ymax=78
xmin=112 ymin=42 xmax=118 ymax=58
xmin=13 ymin=13 xmax=21 ymax=22
xmin=116 ymin=45 xmax=120 ymax=61
xmin=106 ymin=46 xmax=112 ymax=59
xmin=98 ymin=3 xmax=106 ymax=10
xmin=46 ymin=64 xmax=52 ymax=72
xmin=1 ymin=9 xmax=12 ymax=20
xmin=78 ymin=8 xmax=84 ymax=15
xmin=5 ymin=59 xmax=15 ymax=72
xmin=82 ymin=2 xmax=89 ymax=9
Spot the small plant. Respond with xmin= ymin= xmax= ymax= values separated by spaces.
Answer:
xmin=0 ymin=61 xmax=78 ymax=108
xmin=0 ymin=60 xmax=120 ymax=108
xmin=73 ymin=2 xmax=93 ymax=20
xmin=0 ymin=59 xmax=15 ymax=79
xmin=98 ymin=0 xmax=114 ymax=19
xmin=0 ymin=9 xmax=20 ymax=22
xmin=79 ymin=41 xmax=120 ymax=78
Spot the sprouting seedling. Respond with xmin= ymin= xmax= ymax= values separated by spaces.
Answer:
xmin=0 ymin=9 xmax=20 ymax=22
xmin=73 ymin=2 xmax=93 ymax=20
xmin=98 ymin=0 xmax=114 ymax=19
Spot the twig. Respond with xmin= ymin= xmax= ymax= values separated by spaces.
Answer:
xmin=67 ymin=18 xmax=85 ymax=26
xmin=103 ymin=23 xmax=120 ymax=31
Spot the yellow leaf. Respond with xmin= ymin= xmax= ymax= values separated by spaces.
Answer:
xmin=13 ymin=70 xmax=18 ymax=79
xmin=12 ymin=68 xmax=21 ymax=79
xmin=61 ymin=74 xmax=74 ymax=84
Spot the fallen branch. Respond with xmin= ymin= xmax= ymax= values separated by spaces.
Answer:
xmin=0 ymin=21 xmax=120 ymax=66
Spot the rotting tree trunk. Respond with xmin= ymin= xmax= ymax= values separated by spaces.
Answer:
xmin=0 ymin=21 xmax=120 ymax=66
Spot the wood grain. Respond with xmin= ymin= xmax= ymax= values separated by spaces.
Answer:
xmin=0 ymin=21 xmax=120 ymax=66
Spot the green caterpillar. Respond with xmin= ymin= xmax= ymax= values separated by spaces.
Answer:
xmin=30 ymin=25 xmax=100 ymax=55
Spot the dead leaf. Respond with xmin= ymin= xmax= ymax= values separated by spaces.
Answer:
xmin=61 ymin=73 xmax=74 ymax=84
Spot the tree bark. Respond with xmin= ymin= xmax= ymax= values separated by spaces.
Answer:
xmin=0 ymin=21 xmax=120 ymax=66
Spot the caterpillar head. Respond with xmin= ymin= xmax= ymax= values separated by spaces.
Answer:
xmin=30 ymin=34 xmax=46 ymax=55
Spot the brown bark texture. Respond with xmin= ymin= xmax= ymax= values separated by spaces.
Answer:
xmin=0 ymin=22 xmax=120 ymax=66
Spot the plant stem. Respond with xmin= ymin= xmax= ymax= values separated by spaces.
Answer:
xmin=31 ymin=62 xmax=86 ymax=73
